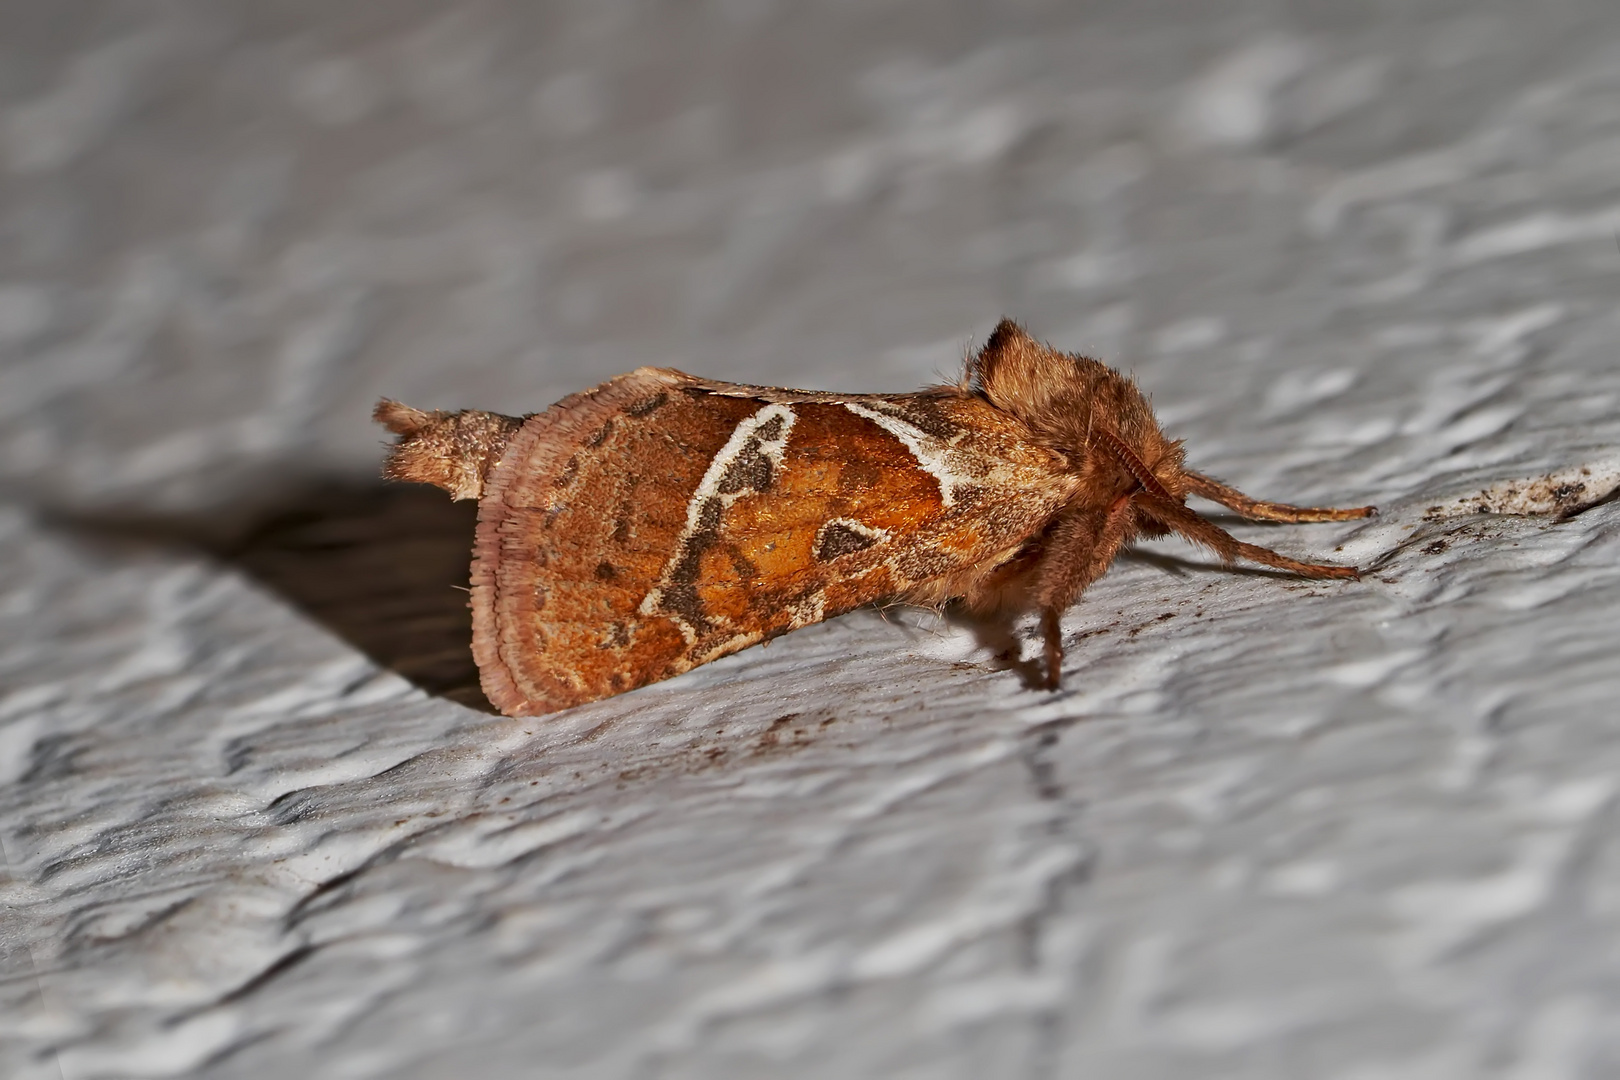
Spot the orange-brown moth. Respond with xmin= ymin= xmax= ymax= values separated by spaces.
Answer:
xmin=376 ymin=320 xmax=1374 ymax=717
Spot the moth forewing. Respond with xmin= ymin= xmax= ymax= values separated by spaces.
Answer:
xmin=452 ymin=372 xmax=1072 ymax=716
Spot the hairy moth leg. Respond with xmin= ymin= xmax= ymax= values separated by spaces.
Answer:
xmin=1033 ymin=491 xmax=1137 ymax=691
xmin=1183 ymin=470 xmax=1376 ymax=523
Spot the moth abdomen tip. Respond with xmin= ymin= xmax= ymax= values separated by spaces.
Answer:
xmin=373 ymin=397 xmax=435 ymax=436
xmin=373 ymin=399 xmax=524 ymax=500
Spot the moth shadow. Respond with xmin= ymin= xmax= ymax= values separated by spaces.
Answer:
xmin=942 ymin=607 xmax=1050 ymax=692
xmin=47 ymin=481 xmax=494 ymax=713
xmin=1118 ymin=545 xmax=1326 ymax=581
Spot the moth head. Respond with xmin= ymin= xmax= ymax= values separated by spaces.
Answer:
xmin=374 ymin=399 xmax=523 ymax=500
xmin=970 ymin=319 xmax=1187 ymax=498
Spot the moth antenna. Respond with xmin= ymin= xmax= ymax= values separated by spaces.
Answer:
xmin=1097 ymin=429 xmax=1173 ymax=502
xmin=373 ymin=398 xmax=524 ymax=501
xmin=1138 ymin=494 xmax=1359 ymax=580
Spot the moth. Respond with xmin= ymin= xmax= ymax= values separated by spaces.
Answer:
xmin=376 ymin=320 xmax=1374 ymax=717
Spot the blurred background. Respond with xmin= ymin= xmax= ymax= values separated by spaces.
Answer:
xmin=6 ymin=0 xmax=1616 ymax=516
xmin=5 ymin=2 xmax=1620 ymax=1078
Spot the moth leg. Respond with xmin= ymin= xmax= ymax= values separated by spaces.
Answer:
xmin=1141 ymin=495 xmax=1360 ymax=580
xmin=1034 ymin=493 xmax=1137 ymax=691
xmin=1183 ymin=470 xmax=1375 ymax=523
xmin=1040 ymin=610 xmax=1064 ymax=692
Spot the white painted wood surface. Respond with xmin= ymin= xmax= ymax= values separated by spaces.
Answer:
xmin=4 ymin=3 xmax=1619 ymax=1077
